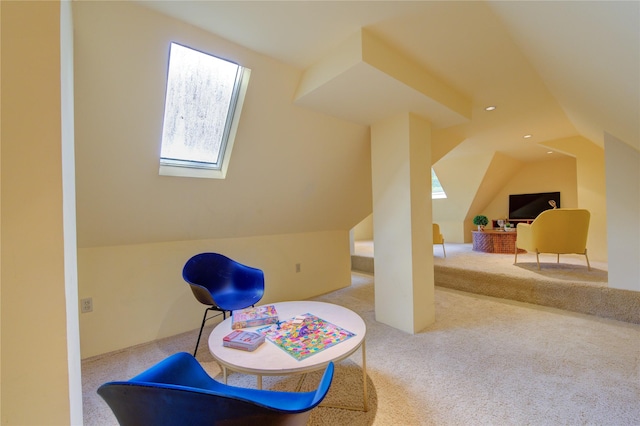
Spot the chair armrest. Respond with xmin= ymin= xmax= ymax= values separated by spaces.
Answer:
xmin=516 ymin=223 xmax=533 ymax=250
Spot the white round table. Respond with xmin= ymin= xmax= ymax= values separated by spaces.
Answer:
xmin=208 ymin=300 xmax=368 ymax=411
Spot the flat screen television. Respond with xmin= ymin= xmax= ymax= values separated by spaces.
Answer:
xmin=509 ymin=192 xmax=560 ymax=220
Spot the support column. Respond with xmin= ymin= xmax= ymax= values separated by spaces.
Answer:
xmin=604 ymin=133 xmax=640 ymax=291
xmin=371 ymin=113 xmax=435 ymax=333
xmin=2 ymin=1 xmax=81 ymax=423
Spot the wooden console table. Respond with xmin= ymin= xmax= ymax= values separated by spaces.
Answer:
xmin=472 ymin=230 xmax=525 ymax=254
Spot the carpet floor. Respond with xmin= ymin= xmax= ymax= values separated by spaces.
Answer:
xmin=353 ymin=242 xmax=638 ymax=324
xmin=83 ymin=269 xmax=639 ymax=425
xmin=354 ymin=241 xmax=608 ymax=285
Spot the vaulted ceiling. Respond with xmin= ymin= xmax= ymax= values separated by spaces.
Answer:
xmin=138 ymin=0 xmax=639 ymax=162
xmin=72 ymin=1 xmax=638 ymax=248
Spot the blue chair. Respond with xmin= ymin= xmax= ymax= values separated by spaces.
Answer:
xmin=98 ymin=352 xmax=334 ymax=426
xmin=183 ymin=253 xmax=265 ymax=356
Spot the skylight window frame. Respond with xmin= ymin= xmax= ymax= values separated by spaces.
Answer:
xmin=159 ymin=42 xmax=251 ymax=179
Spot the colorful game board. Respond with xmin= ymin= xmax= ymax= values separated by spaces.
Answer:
xmin=257 ymin=313 xmax=355 ymax=361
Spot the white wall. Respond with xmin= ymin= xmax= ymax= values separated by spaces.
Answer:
xmin=60 ymin=0 xmax=83 ymax=423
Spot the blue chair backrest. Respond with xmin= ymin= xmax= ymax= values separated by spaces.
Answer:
xmin=182 ymin=253 xmax=265 ymax=310
xmin=97 ymin=352 xmax=334 ymax=426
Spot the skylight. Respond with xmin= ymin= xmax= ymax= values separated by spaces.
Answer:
xmin=159 ymin=42 xmax=251 ymax=179
xmin=432 ymin=168 xmax=447 ymax=199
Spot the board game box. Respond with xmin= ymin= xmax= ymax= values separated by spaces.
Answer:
xmin=232 ymin=304 xmax=279 ymax=329
xmin=222 ymin=329 xmax=265 ymax=351
xmin=257 ymin=313 xmax=355 ymax=361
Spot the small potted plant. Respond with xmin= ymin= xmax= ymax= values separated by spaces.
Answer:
xmin=473 ymin=215 xmax=489 ymax=231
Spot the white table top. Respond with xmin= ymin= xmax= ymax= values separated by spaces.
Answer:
xmin=208 ymin=301 xmax=366 ymax=376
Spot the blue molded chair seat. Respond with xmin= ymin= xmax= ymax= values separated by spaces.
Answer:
xmin=183 ymin=253 xmax=265 ymax=355
xmin=98 ymin=352 xmax=334 ymax=426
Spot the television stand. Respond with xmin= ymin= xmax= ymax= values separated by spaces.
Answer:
xmin=492 ymin=219 xmax=533 ymax=228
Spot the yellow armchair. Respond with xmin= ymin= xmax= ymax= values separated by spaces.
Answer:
xmin=514 ymin=208 xmax=591 ymax=270
xmin=433 ymin=223 xmax=446 ymax=258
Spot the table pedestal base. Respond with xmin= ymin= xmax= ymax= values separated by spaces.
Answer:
xmin=472 ymin=230 xmax=525 ymax=254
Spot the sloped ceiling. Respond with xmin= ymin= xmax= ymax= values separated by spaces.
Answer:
xmin=73 ymin=1 xmax=374 ymax=247
xmin=140 ymin=0 xmax=640 ymax=158
xmin=489 ymin=1 xmax=639 ymax=151
xmin=74 ymin=1 xmax=638 ymax=247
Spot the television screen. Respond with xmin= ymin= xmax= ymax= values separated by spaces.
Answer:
xmin=509 ymin=192 xmax=560 ymax=220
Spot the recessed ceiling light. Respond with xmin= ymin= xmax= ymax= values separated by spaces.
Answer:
xmin=485 ymin=106 xmax=496 ymax=111
xmin=524 ymin=134 xmax=532 ymax=139
xmin=547 ymin=151 xmax=553 ymax=154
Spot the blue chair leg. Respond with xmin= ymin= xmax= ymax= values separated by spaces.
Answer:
xmin=194 ymin=307 xmax=226 ymax=356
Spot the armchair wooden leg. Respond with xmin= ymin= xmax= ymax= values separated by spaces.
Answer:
xmin=514 ymin=246 xmax=519 ymax=264
xmin=442 ymin=242 xmax=446 ymax=258
xmin=557 ymin=253 xmax=560 ymax=263
xmin=584 ymin=249 xmax=591 ymax=271
xmin=536 ymin=250 xmax=541 ymax=270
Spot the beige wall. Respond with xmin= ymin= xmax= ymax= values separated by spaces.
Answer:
xmin=353 ymin=213 xmax=374 ymax=240
xmin=357 ymin=154 xmax=581 ymax=247
xmin=605 ymin=134 xmax=640 ymax=291
xmin=73 ymin=1 xmax=372 ymax=249
xmin=371 ymin=113 xmax=434 ymax=333
xmin=72 ymin=1 xmax=371 ymax=358
xmin=1 ymin=2 xmax=637 ymax=424
xmin=79 ymin=231 xmax=351 ymax=358
xmin=1 ymin=2 xmax=78 ymax=423
xmin=432 ymin=154 xmax=494 ymax=242
xmin=463 ymin=153 xmax=526 ymax=239
xmin=543 ymin=136 xmax=607 ymax=260
xmin=483 ymin=156 xmax=578 ymax=223
xmin=432 ymin=153 xmax=580 ymax=245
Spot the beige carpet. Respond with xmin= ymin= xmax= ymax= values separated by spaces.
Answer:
xmin=83 ymin=271 xmax=640 ymax=425
xmin=353 ymin=241 xmax=608 ymax=284
xmin=353 ymin=242 xmax=639 ymax=324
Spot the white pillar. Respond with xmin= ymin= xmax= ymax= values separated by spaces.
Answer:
xmin=371 ymin=113 xmax=435 ymax=333
xmin=1 ymin=1 xmax=79 ymax=423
